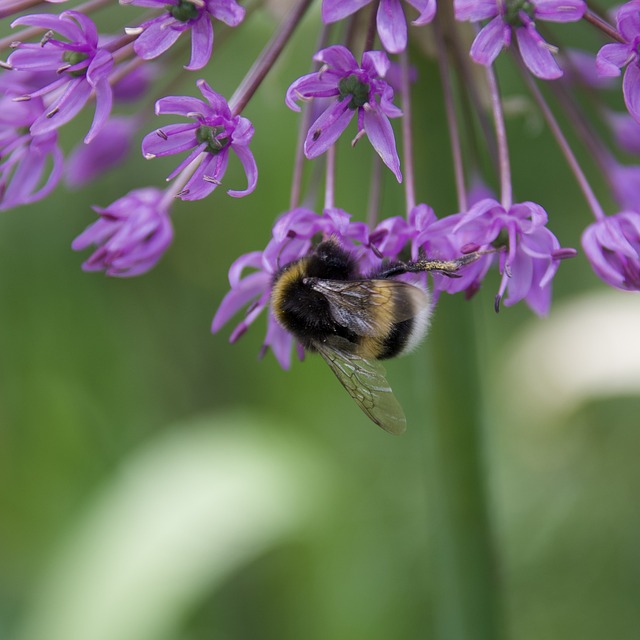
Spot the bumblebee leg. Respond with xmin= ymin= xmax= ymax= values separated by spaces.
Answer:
xmin=378 ymin=251 xmax=491 ymax=279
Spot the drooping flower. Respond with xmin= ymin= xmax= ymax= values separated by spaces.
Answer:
xmin=0 ymin=86 xmax=64 ymax=210
xmin=454 ymin=0 xmax=586 ymax=79
xmin=141 ymin=79 xmax=257 ymax=200
xmin=65 ymin=116 xmax=138 ymax=188
xmin=322 ymin=0 xmax=436 ymax=54
xmin=408 ymin=203 xmax=494 ymax=297
xmin=451 ymin=198 xmax=576 ymax=314
xmin=606 ymin=161 xmax=640 ymax=212
xmin=7 ymin=11 xmax=114 ymax=143
xmin=582 ymin=211 xmax=640 ymax=290
xmin=72 ymin=187 xmax=173 ymax=277
xmin=212 ymin=207 xmax=374 ymax=369
xmin=122 ymin=0 xmax=245 ymax=70
xmin=286 ymin=45 xmax=403 ymax=182
xmin=596 ymin=1 xmax=640 ymax=122
xmin=605 ymin=110 xmax=640 ymax=155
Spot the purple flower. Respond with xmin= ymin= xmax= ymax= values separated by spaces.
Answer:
xmin=0 ymin=90 xmax=63 ymax=210
xmin=582 ymin=212 xmax=640 ymax=290
xmin=455 ymin=0 xmax=586 ymax=79
xmin=286 ymin=45 xmax=403 ymax=182
xmin=112 ymin=64 xmax=159 ymax=102
xmin=452 ymin=198 xmax=575 ymax=314
xmin=322 ymin=0 xmax=436 ymax=53
xmin=606 ymin=161 xmax=640 ymax=211
xmin=123 ymin=0 xmax=245 ymax=70
xmin=407 ymin=204 xmax=494 ymax=297
xmin=65 ymin=116 xmax=138 ymax=188
xmin=141 ymin=79 xmax=257 ymax=200
xmin=596 ymin=2 xmax=640 ymax=122
xmin=605 ymin=110 xmax=640 ymax=155
xmin=564 ymin=49 xmax=616 ymax=89
xmin=212 ymin=207 xmax=373 ymax=369
xmin=72 ymin=187 xmax=173 ymax=277
xmin=7 ymin=11 xmax=114 ymax=143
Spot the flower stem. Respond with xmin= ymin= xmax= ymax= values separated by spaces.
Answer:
xmin=160 ymin=152 xmax=205 ymax=207
xmin=367 ymin=154 xmax=383 ymax=227
xmin=324 ymin=144 xmax=336 ymax=210
xmin=433 ymin=12 xmax=467 ymax=212
xmin=290 ymin=23 xmax=332 ymax=209
xmin=514 ymin=53 xmax=606 ymax=221
xmin=229 ymin=0 xmax=314 ymax=116
xmin=363 ymin=0 xmax=380 ymax=52
xmin=400 ymin=49 xmax=416 ymax=214
xmin=583 ymin=6 xmax=624 ymax=43
xmin=422 ymin=296 xmax=503 ymax=640
xmin=485 ymin=63 xmax=512 ymax=210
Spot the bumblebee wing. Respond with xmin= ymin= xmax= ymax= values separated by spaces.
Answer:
xmin=307 ymin=278 xmax=429 ymax=336
xmin=315 ymin=338 xmax=406 ymax=435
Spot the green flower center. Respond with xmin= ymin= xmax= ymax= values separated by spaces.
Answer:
xmin=196 ymin=125 xmax=229 ymax=154
xmin=504 ymin=0 xmax=535 ymax=26
xmin=338 ymin=74 xmax=370 ymax=110
xmin=169 ymin=0 xmax=200 ymax=22
xmin=62 ymin=51 xmax=89 ymax=76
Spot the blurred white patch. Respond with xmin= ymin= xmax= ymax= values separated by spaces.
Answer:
xmin=499 ymin=290 xmax=640 ymax=425
xmin=18 ymin=414 xmax=329 ymax=640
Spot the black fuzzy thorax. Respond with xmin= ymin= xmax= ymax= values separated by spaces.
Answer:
xmin=272 ymin=241 xmax=360 ymax=349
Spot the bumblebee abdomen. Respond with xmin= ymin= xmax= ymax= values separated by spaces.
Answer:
xmin=372 ymin=287 xmax=431 ymax=360
xmin=376 ymin=318 xmax=414 ymax=359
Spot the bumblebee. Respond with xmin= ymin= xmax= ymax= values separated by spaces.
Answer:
xmin=271 ymin=239 xmax=486 ymax=435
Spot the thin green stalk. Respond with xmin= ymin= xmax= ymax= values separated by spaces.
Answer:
xmin=422 ymin=294 xmax=503 ymax=640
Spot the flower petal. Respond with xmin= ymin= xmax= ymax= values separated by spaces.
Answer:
xmin=595 ymin=42 xmax=631 ymax=77
xmin=304 ymin=100 xmax=353 ymax=158
xmin=533 ymin=0 xmax=585 ymax=23
xmin=470 ymin=16 xmax=509 ymax=67
xmin=322 ymin=0 xmax=370 ymax=23
xmin=207 ymin=0 xmax=245 ymax=26
xmin=11 ymin=12 xmax=83 ymax=40
xmin=155 ymin=95 xmax=209 ymax=117
xmin=30 ymin=78 xmax=92 ymax=136
xmin=142 ymin=123 xmax=198 ymax=157
xmin=314 ymin=45 xmax=359 ymax=74
xmin=516 ymin=26 xmax=562 ymax=79
xmin=285 ymin=72 xmax=340 ymax=111
xmin=211 ymin=270 xmax=270 ymax=332
xmin=185 ymin=15 xmax=213 ymax=70
xmin=407 ymin=0 xmax=436 ymax=25
xmin=227 ymin=143 xmax=258 ymax=197
xmin=453 ymin=0 xmax=497 ymax=21
xmin=362 ymin=104 xmax=402 ymax=182
xmin=623 ymin=63 xmax=640 ymax=123
xmin=134 ymin=18 xmax=183 ymax=60
xmin=84 ymin=77 xmax=113 ymax=143
xmin=376 ymin=0 xmax=408 ymax=54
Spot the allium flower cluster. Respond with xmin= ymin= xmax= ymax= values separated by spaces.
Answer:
xmin=8 ymin=11 xmax=114 ymax=143
xmin=582 ymin=212 xmax=640 ymax=291
xmin=72 ymin=188 xmax=173 ymax=277
xmin=322 ymin=0 xmax=436 ymax=53
xmin=596 ymin=1 xmax=640 ymax=122
xmin=455 ymin=0 xmax=586 ymax=79
xmin=1 ymin=0 xmax=639 ymax=371
xmin=122 ymin=0 xmax=245 ymax=70
xmin=286 ymin=45 xmax=403 ymax=181
xmin=142 ymin=79 xmax=256 ymax=200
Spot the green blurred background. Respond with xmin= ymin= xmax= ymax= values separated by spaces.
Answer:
xmin=2 ymin=4 xmax=640 ymax=640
